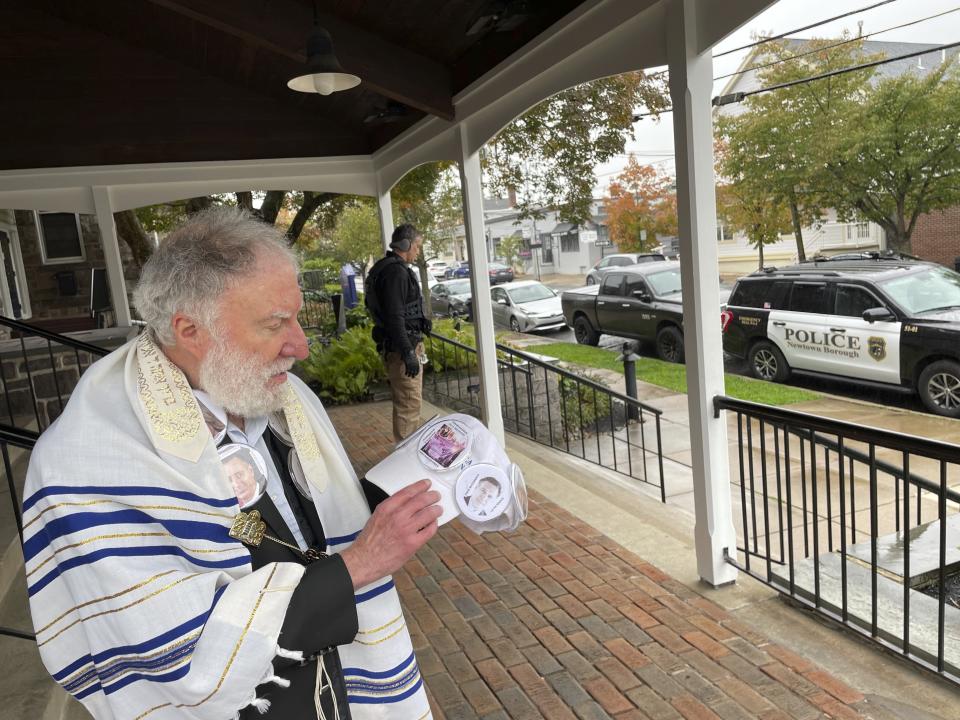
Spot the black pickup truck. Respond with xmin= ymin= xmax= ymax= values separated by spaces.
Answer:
xmin=561 ymin=261 xmax=688 ymax=362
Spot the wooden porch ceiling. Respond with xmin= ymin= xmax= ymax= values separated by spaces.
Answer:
xmin=0 ymin=0 xmax=584 ymax=171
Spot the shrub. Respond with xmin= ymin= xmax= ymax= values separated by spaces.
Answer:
xmin=345 ymin=303 xmax=370 ymax=329
xmin=298 ymin=327 xmax=385 ymax=404
xmin=424 ymin=319 xmax=514 ymax=373
xmin=558 ymin=371 xmax=616 ymax=439
xmin=300 ymin=258 xmax=341 ymax=287
xmin=425 ymin=318 xmax=478 ymax=372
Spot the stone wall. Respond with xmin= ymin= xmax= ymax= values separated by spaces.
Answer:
xmin=0 ymin=342 xmax=98 ymax=429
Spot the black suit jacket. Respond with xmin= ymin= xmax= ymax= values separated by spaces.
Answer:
xmin=237 ymin=430 xmax=359 ymax=719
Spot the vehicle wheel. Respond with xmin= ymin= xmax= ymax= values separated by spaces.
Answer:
xmin=447 ymin=304 xmax=458 ymax=318
xmin=656 ymin=326 xmax=685 ymax=364
xmin=586 ymin=276 xmax=596 ymax=285
xmin=918 ymin=360 xmax=960 ymax=418
xmin=510 ymin=317 xmax=522 ymax=333
xmin=749 ymin=340 xmax=790 ymax=382
xmin=573 ymin=316 xmax=600 ymax=346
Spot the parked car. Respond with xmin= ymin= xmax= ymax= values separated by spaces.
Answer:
xmin=585 ymin=252 xmax=666 ymax=285
xmin=721 ymin=257 xmax=960 ymax=418
xmin=445 ymin=261 xmax=470 ymax=279
xmin=491 ymin=281 xmax=566 ymax=333
xmin=563 ymin=261 xmax=690 ymax=362
xmin=427 ymin=259 xmax=450 ymax=280
xmin=488 ymin=262 xmax=515 ymax=285
xmin=430 ymin=278 xmax=473 ymax=319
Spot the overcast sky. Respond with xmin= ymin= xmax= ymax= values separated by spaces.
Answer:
xmin=591 ymin=0 xmax=960 ymax=193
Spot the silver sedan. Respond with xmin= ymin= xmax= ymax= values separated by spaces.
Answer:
xmin=490 ymin=281 xmax=566 ymax=333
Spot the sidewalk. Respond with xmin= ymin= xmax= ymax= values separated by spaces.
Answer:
xmin=537 ymin=273 xmax=587 ymax=289
xmin=328 ymin=401 xmax=955 ymax=720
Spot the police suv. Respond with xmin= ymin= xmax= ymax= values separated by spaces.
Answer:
xmin=720 ymin=256 xmax=960 ymax=418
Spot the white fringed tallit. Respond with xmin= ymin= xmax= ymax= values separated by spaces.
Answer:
xmin=22 ymin=335 xmax=430 ymax=719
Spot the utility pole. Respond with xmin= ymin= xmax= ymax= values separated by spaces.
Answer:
xmin=531 ymin=215 xmax=541 ymax=281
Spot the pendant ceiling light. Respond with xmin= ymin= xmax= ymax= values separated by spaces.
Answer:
xmin=287 ymin=3 xmax=360 ymax=95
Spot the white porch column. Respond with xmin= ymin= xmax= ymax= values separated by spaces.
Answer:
xmin=375 ymin=177 xmax=394 ymax=253
xmin=667 ymin=0 xmax=737 ymax=586
xmin=456 ymin=126 xmax=504 ymax=444
xmin=91 ymin=186 xmax=132 ymax=328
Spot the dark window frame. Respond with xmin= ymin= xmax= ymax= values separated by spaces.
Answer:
xmin=35 ymin=211 xmax=85 ymax=265
xmin=560 ymin=233 xmax=580 ymax=253
xmin=600 ymin=273 xmax=625 ymax=296
xmin=787 ymin=281 xmax=830 ymax=314
xmin=625 ymin=275 xmax=650 ymax=297
xmin=834 ymin=283 xmax=885 ymax=317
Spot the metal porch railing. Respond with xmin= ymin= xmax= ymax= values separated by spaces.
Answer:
xmin=0 ymin=423 xmax=40 ymax=641
xmin=0 ymin=318 xmax=113 ymax=642
xmin=715 ymin=395 xmax=960 ymax=686
xmin=424 ymin=332 xmax=666 ymax=499
xmin=0 ymin=316 xmax=110 ymax=434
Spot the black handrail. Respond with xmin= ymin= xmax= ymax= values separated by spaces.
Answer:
xmin=0 ymin=316 xmax=111 ymax=356
xmin=424 ymin=331 xmax=666 ymax=499
xmin=0 ymin=423 xmax=38 ymax=641
xmin=715 ymin=396 xmax=960 ymax=464
xmin=0 ymin=317 xmax=110 ymax=433
xmin=436 ymin=332 xmax=665 ymax=418
xmin=804 ymin=428 xmax=960 ymax=505
xmin=0 ymin=424 xmax=40 ymax=450
xmin=717 ymin=393 xmax=960 ymax=686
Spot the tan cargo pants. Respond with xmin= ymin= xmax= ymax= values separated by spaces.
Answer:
xmin=384 ymin=341 xmax=424 ymax=442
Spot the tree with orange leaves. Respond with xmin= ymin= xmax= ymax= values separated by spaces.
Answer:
xmin=603 ymin=156 xmax=677 ymax=253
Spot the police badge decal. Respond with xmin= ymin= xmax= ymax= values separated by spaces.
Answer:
xmin=868 ymin=336 xmax=887 ymax=362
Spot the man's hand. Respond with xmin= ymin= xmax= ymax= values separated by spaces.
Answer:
xmin=402 ymin=350 xmax=420 ymax=378
xmin=340 ymin=479 xmax=441 ymax=589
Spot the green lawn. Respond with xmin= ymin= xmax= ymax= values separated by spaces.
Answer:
xmin=530 ymin=342 xmax=820 ymax=406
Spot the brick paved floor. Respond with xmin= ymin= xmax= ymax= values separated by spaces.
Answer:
xmin=329 ymin=402 xmax=878 ymax=720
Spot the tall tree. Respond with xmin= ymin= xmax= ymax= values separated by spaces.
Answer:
xmin=603 ymin=156 xmax=677 ymax=252
xmin=326 ymin=201 xmax=383 ymax=269
xmin=391 ymin=162 xmax=457 ymax=306
xmin=716 ymin=183 xmax=792 ymax=269
xmin=113 ymin=210 xmax=154 ymax=269
xmin=715 ymin=36 xmax=877 ymax=261
xmin=484 ymin=72 xmax=669 ymax=224
xmin=498 ymin=234 xmax=524 ymax=270
xmin=828 ymin=63 xmax=960 ymax=252
xmin=718 ymin=36 xmax=960 ymax=255
xmin=419 ymin=169 xmax=463 ymax=262
xmin=123 ymin=190 xmax=348 ymax=263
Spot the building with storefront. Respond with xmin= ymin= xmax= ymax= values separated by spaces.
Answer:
xmin=448 ymin=199 xmax=617 ymax=279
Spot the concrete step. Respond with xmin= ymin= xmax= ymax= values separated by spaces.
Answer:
xmin=0 ymin=565 xmax=88 ymax=719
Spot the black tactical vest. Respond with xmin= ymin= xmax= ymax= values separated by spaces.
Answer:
xmin=365 ymin=254 xmax=429 ymax=352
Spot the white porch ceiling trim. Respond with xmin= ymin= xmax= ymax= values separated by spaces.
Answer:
xmin=0 ymin=0 xmax=773 ymax=214
xmin=0 ymin=156 xmax=377 ymax=214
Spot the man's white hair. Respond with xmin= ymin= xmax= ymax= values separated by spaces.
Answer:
xmin=133 ymin=206 xmax=298 ymax=345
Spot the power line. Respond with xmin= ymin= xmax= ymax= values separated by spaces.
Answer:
xmin=713 ymin=0 xmax=900 ymax=58
xmin=632 ymin=109 xmax=673 ymax=120
xmin=713 ymin=6 xmax=960 ymax=82
xmin=635 ymin=0 xmax=915 ymax=91
xmin=714 ymin=38 xmax=960 ymax=106
xmin=595 ymin=157 xmax=676 ymax=179
xmin=636 ymin=38 xmax=960 ymax=116
xmin=608 ymin=151 xmax=675 ymax=157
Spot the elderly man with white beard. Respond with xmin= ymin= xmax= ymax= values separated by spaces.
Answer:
xmin=22 ymin=208 xmax=440 ymax=720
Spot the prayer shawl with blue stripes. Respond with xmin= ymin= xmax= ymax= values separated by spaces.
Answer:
xmin=23 ymin=334 xmax=430 ymax=719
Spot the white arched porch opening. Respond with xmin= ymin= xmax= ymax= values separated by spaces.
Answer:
xmin=0 ymin=0 xmax=777 ymax=586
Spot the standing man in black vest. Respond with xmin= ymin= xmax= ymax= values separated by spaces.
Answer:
xmin=366 ymin=223 xmax=432 ymax=441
